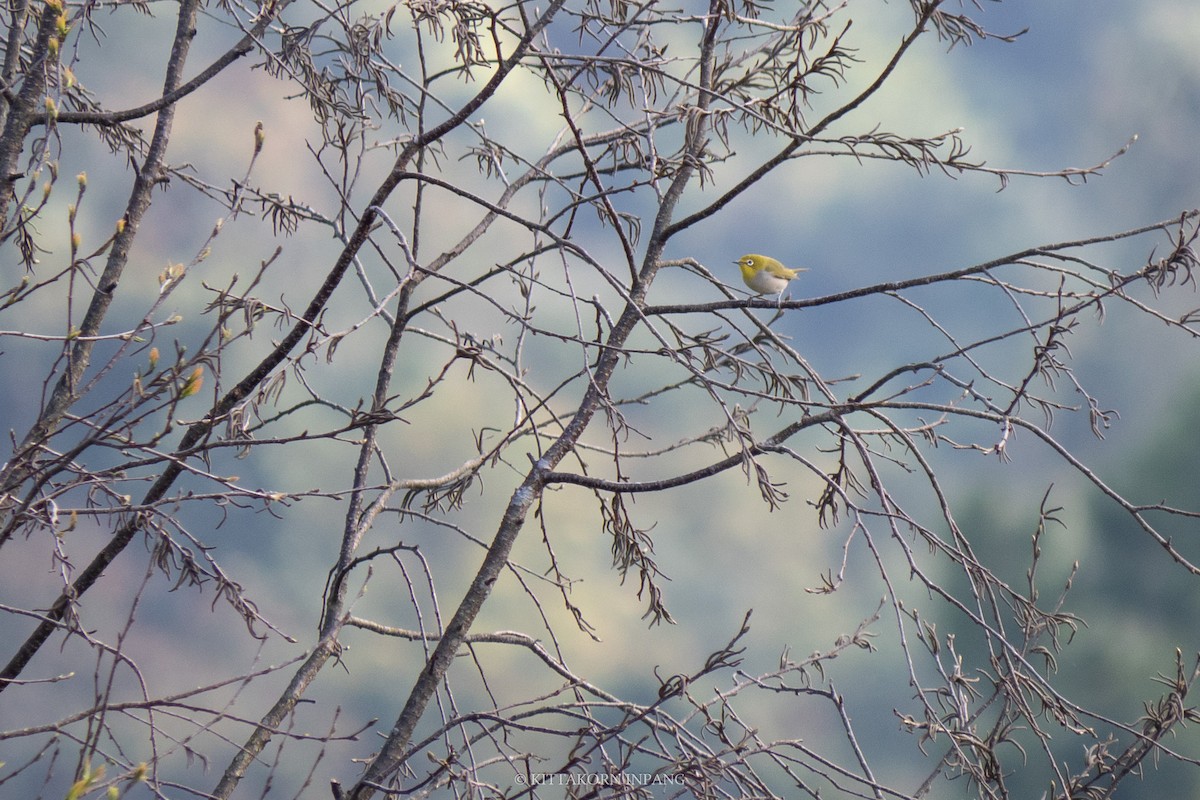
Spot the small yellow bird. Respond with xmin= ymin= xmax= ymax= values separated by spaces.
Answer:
xmin=733 ymin=254 xmax=808 ymax=303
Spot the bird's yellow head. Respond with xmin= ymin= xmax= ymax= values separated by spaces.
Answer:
xmin=735 ymin=254 xmax=769 ymax=276
xmin=729 ymin=257 xmax=758 ymax=280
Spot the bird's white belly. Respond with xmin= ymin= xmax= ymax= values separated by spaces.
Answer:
xmin=746 ymin=269 xmax=790 ymax=294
